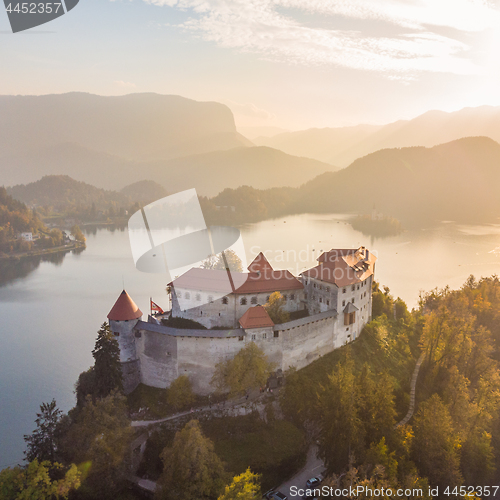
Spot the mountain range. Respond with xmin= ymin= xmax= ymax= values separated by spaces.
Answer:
xmin=206 ymin=137 xmax=500 ymax=226
xmin=0 ymin=93 xmax=335 ymax=195
xmin=255 ymin=105 xmax=500 ymax=167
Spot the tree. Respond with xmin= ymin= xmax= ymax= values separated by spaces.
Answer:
xmin=24 ymin=399 xmax=62 ymax=463
xmin=156 ymin=420 xmax=227 ymax=500
xmin=0 ymin=460 xmax=80 ymax=500
xmin=264 ymin=292 xmax=289 ymax=324
xmin=317 ymin=358 xmax=365 ymax=471
xmin=57 ymin=391 xmax=132 ymax=499
xmin=92 ymin=322 xmax=123 ymax=398
xmin=211 ymin=342 xmax=274 ymax=396
xmin=218 ymin=468 xmax=261 ymax=500
xmin=201 ymin=250 xmax=243 ymax=273
xmin=74 ymin=366 xmax=96 ymax=407
xmin=70 ymin=225 xmax=85 ymax=243
xmin=167 ymin=375 xmax=195 ymax=411
xmin=412 ymin=394 xmax=462 ymax=490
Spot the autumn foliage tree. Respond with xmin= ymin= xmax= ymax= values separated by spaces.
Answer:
xmin=211 ymin=342 xmax=274 ymax=396
xmin=156 ymin=420 xmax=227 ymax=500
xmin=264 ymin=291 xmax=289 ymax=324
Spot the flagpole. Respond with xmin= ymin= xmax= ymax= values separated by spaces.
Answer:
xmin=150 ymin=297 xmax=152 ymax=317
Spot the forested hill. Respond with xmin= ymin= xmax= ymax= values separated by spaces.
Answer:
xmin=7 ymin=176 xmax=167 ymax=214
xmin=0 ymin=187 xmax=44 ymax=242
xmin=203 ymin=136 xmax=500 ymax=226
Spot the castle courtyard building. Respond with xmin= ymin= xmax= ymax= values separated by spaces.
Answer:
xmin=108 ymin=246 xmax=376 ymax=395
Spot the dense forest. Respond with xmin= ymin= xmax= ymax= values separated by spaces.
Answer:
xmin=6 ymin=176 xmax=169 ymax=223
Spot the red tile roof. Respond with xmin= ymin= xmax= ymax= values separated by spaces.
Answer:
xmin=301 ymin=247 xmax=376 ymax=287
xmin=248 ymin=252 xmax=274 ymax=273
xmin=239 ymin=305 xmax=275 ymax=329
xmin=107 ymin=290 xmax=143 ymax=321
xmin=170 ymin=258 xmax=304 ymax=295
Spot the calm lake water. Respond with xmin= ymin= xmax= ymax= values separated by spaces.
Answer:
xmin=2 ymin=213 xmax=500 ymax=467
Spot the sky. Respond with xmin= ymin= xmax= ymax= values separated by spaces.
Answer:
xmin=2 ymin=0 xmax=500 ymax=130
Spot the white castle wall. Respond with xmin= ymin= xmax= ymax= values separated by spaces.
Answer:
xmin=171 ymin=288 xmax=304 ymax=329
xmin=132 ymin=308 xmax=359 ymax=395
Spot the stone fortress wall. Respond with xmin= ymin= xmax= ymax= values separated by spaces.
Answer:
xmin=109 ymin=246 xmax=376 ymax=395
xmin=112 ymin=305 xmax=362 ymax=395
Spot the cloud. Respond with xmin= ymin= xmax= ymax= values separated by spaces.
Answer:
xmin=224 ymin=100 xmax=276 ymax=120
xmin=114 ymin=80 xmax=137 ymax=88
xmin=141 ymin=0 xmax=500 ymax=78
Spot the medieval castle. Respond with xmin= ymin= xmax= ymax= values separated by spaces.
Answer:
xmin=107 ymin=246 xmax=376 ymax=394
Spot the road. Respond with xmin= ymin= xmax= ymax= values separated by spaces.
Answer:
xmin=275 ymin=445 xmax=325 ymax=498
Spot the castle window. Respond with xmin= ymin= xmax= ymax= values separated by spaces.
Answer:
xmin=291 ymin=294 xmax=295 ymax=300
xmin=352 ymin=298 xmax=355 ymax=303
xmin=343 ymin=288 xmax=346 ymax=293
xmin=342 ymin=300 xmax=345 ymax=307
xmin=326 ymin=287 xmax=330 ymax=292
xmin=200 ymin=311 xmax=203 ymax=316
xmin=351 ymin=285 xmax=355 ymax=291
xmin=167 ymin=351 xmax=171 ymax=356
xmin=304 ymin=293 xmax=308 ymax=300
xmin=319 ymin=285 xmax=323 ymax=290
xmin=208 ymin=295 xmax=214 ymax=302
xmin=263 ymin=333 xmax=267 ymax=339
xmin=251 ymin=296 xmax=258 ymax=304
xmin=313 ymin=283 xmax=316 ymax=288
xmin=344 ymin=312 xmax=356 ymax=325
xmin=357 ymin=285 xmax=360 ymax=290
xmin=222 ymin=297 xmax=228 ymax=305
xmin=239 ymin=336 xmax=244 ymax=341
xmin=185 ymin=292 xmax=190 ymax=299
xmin=326 ymin=300 xmax=330 ymax=306
xmin=361 ymin=282 xmax=363 ymax=287
xmin=283 ymin=294 xmax=287 ymax=300
xmin=240 ymin=297 xmax=247 ymax=305
xmin=114 ymin=331 xmax=120 ymax=337
xmin=274 ymin=331 xmax=279 ymax=338
xmin=196 ymin=293 xmax=201 ymax=301
xmin=319 ymin=297 xmax=323 ymax=303
xmin=251 ymin=334 xmax=256 ymax=341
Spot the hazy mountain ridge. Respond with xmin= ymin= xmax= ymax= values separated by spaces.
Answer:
xmin=204 ymin=137 xmax=500 ymax=226
xmin=255 ymin=105 xmax=500 ymax=167
xmin=0 ymin=92 xmax=250 ymax=161
xmin=1 ymin=143 xmax=336 ymax=196
xmin=7 ymin=175 xmax=167 ymax=210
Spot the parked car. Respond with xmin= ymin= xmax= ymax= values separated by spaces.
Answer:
xmin=263 ymin=489 xmax=288 ymax=500
xmin=305 ymin=476 xmax=322 ymax=489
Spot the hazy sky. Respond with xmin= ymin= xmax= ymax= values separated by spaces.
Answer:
xmin=2 ymin=0 xmax=500 ymax=130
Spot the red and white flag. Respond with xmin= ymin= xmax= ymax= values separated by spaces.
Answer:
xmin=151 ymin=299 xmax=164 ymax=314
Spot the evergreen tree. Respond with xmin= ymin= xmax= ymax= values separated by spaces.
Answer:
xmin=92 ymin=322 xmax=123 ymax=398
xmin=24 ymin=399 xmax=62 ymax=463
xmin=156 ymin=420 xmax=227 ymax=500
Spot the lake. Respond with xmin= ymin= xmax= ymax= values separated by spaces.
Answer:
xmin=1 ymin=213 xmax=500 ymax=467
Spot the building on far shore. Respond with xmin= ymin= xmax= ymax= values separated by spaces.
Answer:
xmin=107 ymin=246 xmax=376 ymax=394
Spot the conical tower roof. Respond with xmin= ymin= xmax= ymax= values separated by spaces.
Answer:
xmin=107 ymin=290 xmax=143 ymax=321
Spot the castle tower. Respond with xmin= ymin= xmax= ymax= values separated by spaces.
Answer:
xmin=107 ymin=290 xmax=143 ymax=393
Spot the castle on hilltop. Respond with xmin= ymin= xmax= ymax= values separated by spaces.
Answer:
xmin=107 ymin=246 xmax=376 ymax=394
